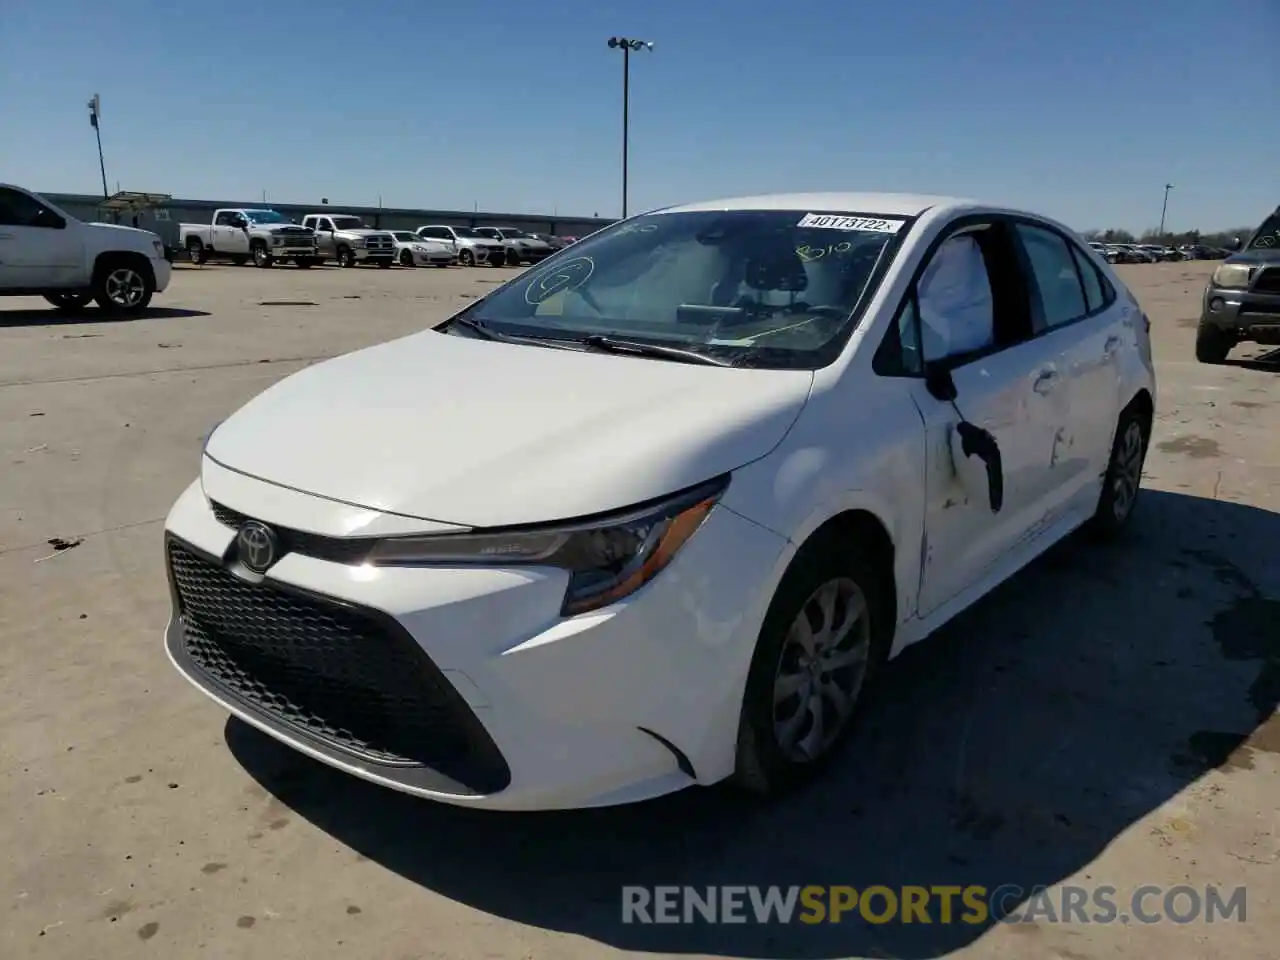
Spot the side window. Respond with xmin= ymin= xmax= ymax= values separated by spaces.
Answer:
xmin=214 ymin=211 xmax=233 ymax=226
xmin=0 ymin=188 xmax=63 ymax=228
xmin=318 ymin=219 xmax=333 ymax=232
xmin=916 ymin=233 xmax=996 ymax=363
xmin=1068 ymin=244 xmax=1114 ymax=314
xmin=1015 ymin=224 xmax=1087 ymax=332
xmin=301 ymin=217 xmax=314 ymax=229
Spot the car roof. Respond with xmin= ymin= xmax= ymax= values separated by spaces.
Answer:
xmin=658 ymin=192 xmax=977 ymax=218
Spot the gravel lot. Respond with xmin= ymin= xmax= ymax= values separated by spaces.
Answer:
xmin=1 ymin=261 xmax=1277 ymax=960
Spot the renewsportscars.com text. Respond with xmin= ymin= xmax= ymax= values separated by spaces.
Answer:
xmin=621 ymin=884 xmax=1247 ymax=926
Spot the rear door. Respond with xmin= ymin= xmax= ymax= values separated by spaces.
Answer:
xmin=1010 ymin=222 xmax=1122 ymax=515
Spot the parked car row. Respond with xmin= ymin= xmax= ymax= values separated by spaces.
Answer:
xmin=1086 ymin=240 xmax=1230 ymax=264
xmin=177 ymin=207 xmax=576 ymax=270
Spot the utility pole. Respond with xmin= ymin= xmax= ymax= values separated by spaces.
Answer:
xmin=87 ymin=94 xmax=108 ymax=199
xmin=1159 ymin=183 xmax=1174 ymax=237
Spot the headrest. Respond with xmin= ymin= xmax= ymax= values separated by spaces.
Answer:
xmin=744 ymin=240 xmax=809 ymax=293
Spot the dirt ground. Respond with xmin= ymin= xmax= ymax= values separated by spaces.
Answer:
xmin=1 ymin=260 xmax=1277 ymax=960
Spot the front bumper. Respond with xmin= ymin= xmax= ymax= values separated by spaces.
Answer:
xmin=152 ymin=256 xmax=172 ymax=293
xmin=270 ymin=244 xmax=319 ymax=259
xmin=1201 ymin=286 xmax=1280 ymax=343
xmin=412 ymin=250 xmax=455 ymax=265
xmin=353 ymin=247 xmax=395 ymax=262
xmin=162 ymin=475 xmax=788 ymax=810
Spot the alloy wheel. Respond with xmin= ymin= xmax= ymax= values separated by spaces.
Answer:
xmin=104 ymin=267 xmax=146 ymax=307
xmin=1111 ymin=420 xmax=1144 ymax=522
xmin=772 ymin=577 xmax=872 ymax=763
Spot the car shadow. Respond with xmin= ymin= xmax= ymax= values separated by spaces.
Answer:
xmin=0 ymin=306 xmax=212 ymax=327
xmin=1224 ymin=347 xmax=1280 ymax=372
xmin=226 ymin=488 xmax=1280 ymax=959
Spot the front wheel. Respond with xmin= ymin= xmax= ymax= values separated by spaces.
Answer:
xmin=336 ymin=246 xmax=355 ymax=268
xmin=252 ymin=243 xmax=274 ymax=268
xmin=1088 ymin=404 xmax=1150 ymax=539
xmin=399 ymin=250 xmax=415 ymax=267
xmin=458 ymin=248 xmax=475 ymax=267
xmin=44 ymin=292 xmax=94 ymax=313
xmin=92 ymin=261 xmax=155 ymax=314
xmin=1195 ymin=322 xmax=1233 ymax=363
xmin=733 ymin=538 xmax=891 ymax=796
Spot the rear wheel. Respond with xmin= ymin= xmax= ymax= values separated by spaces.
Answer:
xmin=92 ymin=260 xmax=155 ymax=314
xmin=44 ymin=292 xmax=93 ymax=313
xmin=186 ymin=239 xmax=208 ymax=264
xmin=1088 ymin=403 xmax=1150 ymax=539
xmin=1195 ymin=322 xmax=1233 ymax=363
xmin=733 ymin=537 xmax=891 ymax=796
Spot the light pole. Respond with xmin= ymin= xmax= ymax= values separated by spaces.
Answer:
xmin=607 ymin=36 xmax=653 ymax=219
xmin=1159 ymin=183 xmax=1174 ymax=237
xmin=87 ymin=94 xmax=108 ymax=199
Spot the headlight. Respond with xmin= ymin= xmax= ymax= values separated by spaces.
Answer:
xmin=365 ymin=475 xmax=728 ymax=615
xmin=271 ymin=235 xmax=283 ymax=245
xmin=353 ymin=238 xmax=366 ymax=248
xmin=1212 ymin=263 xmax=1253 ymax=289
xmin=201 ymin=420 xmax=223 ymax=456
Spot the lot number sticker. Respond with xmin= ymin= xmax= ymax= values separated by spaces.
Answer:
xmin=797 ymin=214 xmax=904 ymax=234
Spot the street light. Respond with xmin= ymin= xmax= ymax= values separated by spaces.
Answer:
xmin=87 ymin=94 xmax=108 ymax=200
xmin=1159 ymin=183 xmax=1175 ymax=237
xmin=606 ymin=36 xmax=654 ymax=219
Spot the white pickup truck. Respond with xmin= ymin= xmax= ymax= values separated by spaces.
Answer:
xmin=180 ymin=208 xmax=319 ymax=268
xmin=0 ymin=183 xmax=171 ymax=314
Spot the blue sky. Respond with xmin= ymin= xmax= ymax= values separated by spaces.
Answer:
xmin=2 ymin=0 xmax=1275 ymax=231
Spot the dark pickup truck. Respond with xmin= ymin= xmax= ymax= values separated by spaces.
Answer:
xmin=1196 ymin=207 xmax=1280 ymax=362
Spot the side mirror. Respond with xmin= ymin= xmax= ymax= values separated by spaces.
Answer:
xmin=924 ymin=364 xmax=958 ymax=403
xmin=928 ymin=362 xmax=1004 ymax=513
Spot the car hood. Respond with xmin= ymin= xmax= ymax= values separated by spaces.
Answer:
xmin=86 ymin=222 xmax=159 ymax=242
xmin=204 ymin=330 xmax=813 ymax=527
xmin=259 ymin=224 xmax=313 ymax=234
xmin=1225 ymin=248 xmax=1280 ymax=266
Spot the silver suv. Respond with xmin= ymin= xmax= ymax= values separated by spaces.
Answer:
xmin=300 ymin=213 xmax=396 ymax=268
xmin=472 ymin=226 xmax=554 ymax=264
xmin=415 ymin=225 xmax=509 ymax=267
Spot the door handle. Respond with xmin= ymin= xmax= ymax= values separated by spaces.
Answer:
xmin=1032 ymin=369 xmax=1059 ymax=395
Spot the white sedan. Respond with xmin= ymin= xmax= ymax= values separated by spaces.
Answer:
xmin=165 ymin=192 xmax=1155 ymax=811
xmin=389 ymin=230 xmax=456 ymax=267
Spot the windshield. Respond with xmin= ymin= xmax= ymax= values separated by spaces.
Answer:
xmin=1246 ymin=210 xmax=1280 ymax=251
xmin=392 ymin=232 xmax=418 ymax=242
xmin=454 ymin=227 xmax=484 ymax=238
xmin=331 ymin=216 xmax=367 ymax=230
xmin=243 ymin=209 xmax=289 ymax=224
xmin=499 ymin=229 xmax=529 ymax=239
xmin=455 ymin=208 xmax=909 ymax=369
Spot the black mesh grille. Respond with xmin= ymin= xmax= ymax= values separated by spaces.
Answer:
xmin=1252 ymin=268 xmax=1280 ymax=295
xmin=167 ymin=539 xmax=510 ymax=793
xmin=210 ymin=501 xmax=374 ymax=565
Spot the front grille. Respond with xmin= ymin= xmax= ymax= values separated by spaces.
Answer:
xmin=1251 ymin=267 xmax=1280 ymax=295
xmin=211 ymin=501 xmax=372 ymax=564
xmin=167 ymin=539 xmax=511 ymax=792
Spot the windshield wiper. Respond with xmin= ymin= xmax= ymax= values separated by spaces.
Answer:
xmin=447 ymin=316 xmax=583 ymax=351
xmin=579 ymin=335 xmax=734 ymax=367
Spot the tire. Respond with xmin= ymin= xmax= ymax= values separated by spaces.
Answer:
xmin=399 ymin=250 xmax=415 ymax=267
xmin=44 ymin=292 xmax=94 ymax=313
xmin=1194 ymin=322 xmax=1232 ymax=364
xmin=1087 ymin=402 xmax=1150 ymax=540
xmin=252 ymin=242 xmax=274 ymax=268
xmin=506 ymin=249 xmax=521 ymax=267
xmin=186 ymin=239 xmax=208 ymax=264
xmin=92 ymin=258 xmax=155 ymax=314
xmin=336 ymin=246 xmax=354 ymax=268
xmin=732 ymin=535 xmax=892 ymax=796
xmin=376 ymin=258 xmax=393 ymax=269
xmin=231 ymin=255 xmax=249 ymax=266
xmin=293 ymin=258 xmax=313 ymax=269
xmin=458 ymin=248 xmax=475 ymax=267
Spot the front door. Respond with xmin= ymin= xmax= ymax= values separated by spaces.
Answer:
xmin=315 ymin=218 xmax=336 ymax=257
xmin=902 ymin=221 xmax=1063 ymax=617
xmin=0 ymin=187 xmax=81 ymax=288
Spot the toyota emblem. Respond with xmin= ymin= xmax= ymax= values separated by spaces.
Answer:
xmin=236 ymin=520 xmax=278 ymax=573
